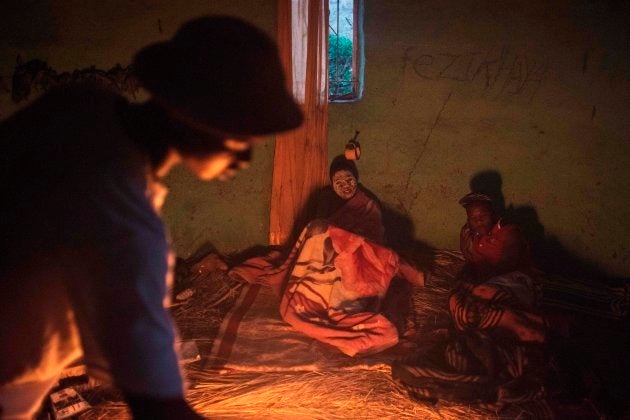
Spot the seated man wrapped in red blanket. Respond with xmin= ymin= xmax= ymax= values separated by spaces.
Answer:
xmin=229 ymin=156 xmax=424 ymax=356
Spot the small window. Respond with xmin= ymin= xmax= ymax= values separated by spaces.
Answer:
xmin=328 ymin=0 xmax=364 ymax=102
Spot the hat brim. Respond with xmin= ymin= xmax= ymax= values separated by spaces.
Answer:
xmin=134 ymin=42 xmax=303 ymax=137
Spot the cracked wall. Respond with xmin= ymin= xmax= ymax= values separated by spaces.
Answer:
xmin=1 ymin=0 xmax=629 ymax=276
xmin=329 ymin=0 xmax=630 ymax=276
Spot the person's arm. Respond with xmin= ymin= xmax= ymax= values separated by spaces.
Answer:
xmin=493 ymin=225 xmax=525 ymax=273
xmin=358 ymin=198 xmax=386 ymax=245
xmin=460 ymin=223 xmax=476 ymax=262
xmin=68 ymin=170 xmax=200 ymax=418
xmin=397 ymin=258 xmax=425 ymax=287
xmin=471 ymin=224 xmax=524 ymax=273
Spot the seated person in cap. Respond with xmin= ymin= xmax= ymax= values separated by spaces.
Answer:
xmin=230 ymin=156 xmax=424 ymax=357
xmin=0 ymin=16 xmax=302 ymax=419
xmin=393 ymin=193 xmax=546 ymax=407
xmin=459 ymin=193 xmax=533 ymax=280
xmin=449 ymin=192 xmax=545 ymax=343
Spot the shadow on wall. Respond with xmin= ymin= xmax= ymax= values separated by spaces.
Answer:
xmin=468 ymin=170 xmax=626 ymax=286
xmin=228 ymin=183 xmax=435 ymax=272
xmin=470 ymin=171 xmax=630 ymax=418
xmin=381 ymin=203 xmax=434 ymax=270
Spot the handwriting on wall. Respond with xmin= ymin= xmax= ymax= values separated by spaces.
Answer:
xmin=402 ymin=46 xmax=548 ymax=103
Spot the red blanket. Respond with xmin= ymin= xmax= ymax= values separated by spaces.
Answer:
xmin=230 ymin=222 xmax=402 ymax=356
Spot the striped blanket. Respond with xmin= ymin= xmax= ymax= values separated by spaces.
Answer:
xmin=278 ymin=222 xmax=401 ymax=356
xmin=230 ymin=221 xmax=406 ymax=357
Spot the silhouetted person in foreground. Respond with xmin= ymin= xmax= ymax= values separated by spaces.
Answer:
xmin=0 ymin=16 xmax=302 ymax=419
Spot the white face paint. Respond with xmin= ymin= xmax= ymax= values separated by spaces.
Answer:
xmin=332 ymin=169 xmax=358 ymax=200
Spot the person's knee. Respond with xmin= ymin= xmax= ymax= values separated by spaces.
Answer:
xmin=448 ymin=294 xmax=459 ymax=313
xmin=471 ymin=284 xmax=497 ymax=300
xmin=514 ymin=326 xmax=545 ymax=343
xmin=449 ymin=294 xmax=469 ymax=330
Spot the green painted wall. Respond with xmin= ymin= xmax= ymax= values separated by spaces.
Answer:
xmin=1 ymin=1 xmax=629 ymax=276
xmin=329 ymin=0 xmax=630 ymax=277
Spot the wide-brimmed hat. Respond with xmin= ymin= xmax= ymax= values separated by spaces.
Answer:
xmin=133 ymin=15 xmax=302 ymax=137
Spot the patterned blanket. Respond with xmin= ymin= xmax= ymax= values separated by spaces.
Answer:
xmin=278 ymin=222 xmax=401 ymax=356
xmin=231 ymin=221 xmax=404 ymax=356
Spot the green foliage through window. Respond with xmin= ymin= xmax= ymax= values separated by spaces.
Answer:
xmin=328 ymin=0 xmax=361 ymax=101
xmin=328 ymin=33 xmax=353 ymax=98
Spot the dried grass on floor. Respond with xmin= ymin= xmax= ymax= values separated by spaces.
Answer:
xmin=411 ymin=250 xmax=464 ymax=328
xmin=186 ymin=364 xmax=489 ymax=419
xmin=79 ymin=400 xmax=130 ymax=420
xmin=171 ymin=268 xmax=244 ymax=342
xmin=179 ymin=251 xmax=485 ymax=419
xmin=80 ymin=251 xmax=479 ymax=419
xmin=76 ymin=387 xmax=129 ymax=419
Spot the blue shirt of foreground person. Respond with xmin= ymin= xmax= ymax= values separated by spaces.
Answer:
xmin=0 ymin=16 xmax=302 ymax=419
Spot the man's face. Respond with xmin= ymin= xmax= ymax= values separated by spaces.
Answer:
xmin=332 ymin=169 xmax=358 ymax=200
xmin=182 ymin=138 xmax=253 ymax=181
xmin=466 ymin=202 xmax=495 ymax=237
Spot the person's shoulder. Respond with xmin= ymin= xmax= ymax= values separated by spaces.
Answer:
xmin=496 ymin=219 xmax=520 ymax=231
xmin=357 ymin=184 xmax=382 ymax=207
xmin=46 ymin=81 xmax=122 ymax=99
xmin=2 ymin=83 xmax=127 ymax=136
xmin=495 ymin=219 xmax=526 ymax=241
